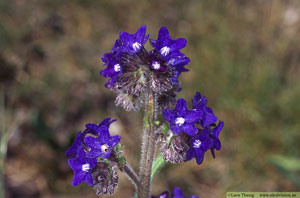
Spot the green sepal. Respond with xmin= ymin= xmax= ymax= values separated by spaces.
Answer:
xmin=118 ymin=156 xmax=126 ymax=165
xmin=97 ymin=157 xmax=109 ymax=164
xmin=162 ymin=123 xmax=170 ymax=135
xmin=115 ymin=143 xmax=122 ymax=153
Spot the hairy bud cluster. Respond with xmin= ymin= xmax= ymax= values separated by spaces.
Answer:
xmin=160 ymin=133 xmax=190 ymax=164
xmin=92 ymin=162 xmax=118 ymax=195
xmin=100 ymin=25 xmax=190 ymax=111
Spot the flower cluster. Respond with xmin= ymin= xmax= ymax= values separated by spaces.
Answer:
xmin=162 ymin=92 xmax=224 ymax=165
xmin=65 ymin=118 xmax=121 ymax=194
xmin=100 ymin=25 xmax=190 ymax=111
xmin=152 ymin=187 xmax=199 ymax=198
xmin=66 ymin=25 xmax=223 ymax=198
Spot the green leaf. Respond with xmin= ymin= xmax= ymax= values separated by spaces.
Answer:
xmin=270 ymin=155 xmax=300 ymax=171
xmin=151 ymin=153 xmax=166 ymax=183
xmin=270 ymin=155 xmax=300 ymax=187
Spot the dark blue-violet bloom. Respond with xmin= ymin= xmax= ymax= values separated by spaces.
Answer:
xmin=163 ymin=98 xmax=202 ymax=136
xmin=65 ymin=131 xmax=85 ymax=158
xmin=100 ymin=52 xmax=122 ymax=89
xmin=68 ymin=147 xmax=97 ymax=186
xmin=84 ymin=119 xmax=120 ymax=159
xmin=100 ymin=39 xmax=124 ymax=88
xmin=150 ymin=26 xmax=187 ymax=58
xmin=192 ymin=92 xmax=218 ymax=127
xmin=209 ymin=121 xmax=224 ymax=158
xmin=173 ymin=187 xmax=199 ymax=198
xmin=170 ymin=57 xmax=190 ymax=91
xmin=119 ymin=25 xmax=149 ymax=54
xmin=84 ymin=117 xmax=116 ymax=136
xmin=149 ymin=27 xmax=190 ymax=90
xmin=185 ymin=127 xmax=213 ymax=165
xmin=65 ymin=125 xmax=102 ymax=158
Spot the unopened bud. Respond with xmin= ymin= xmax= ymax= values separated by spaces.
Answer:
xmin=92 ymin=162 xmax=118 ymax=195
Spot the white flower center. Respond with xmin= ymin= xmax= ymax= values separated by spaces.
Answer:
xmin=132 ymin=42 xmax=141 ymax=51
xmin=101 ymin=144 xmax=110 ymax=153
xmin=160 ymin=46 xmax=170 ymax=56
xmin=82 ymin=163 xmax=90 ymax=172
xmin=152 ymin=61 xmax=161 ymax=70
xmin=175 ymin=117 xmax=185 ymax=126
xmin=114 ymin=64 xmax=121 ymax=72
xmin=193 ymin=139 xmax=202 ymax=148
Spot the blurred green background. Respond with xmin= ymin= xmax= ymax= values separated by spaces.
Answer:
xmin=1 ymin=0 xmax=300 ymax=197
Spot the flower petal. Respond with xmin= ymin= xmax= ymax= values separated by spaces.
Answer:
xmin=173 ymin=187 xmax=184 ymax=196
xmin=213 ymin=121 xmax=224 ymax=137
xmin=195 ymin=149 xmax=205 ymax=165
xmin=72 ymin=171 xmax=86 ymax=186
xmin=170 ymin=123 xmax=182 ymax=134
xmin=65 ymin=131 xmax=83 ymax=158
xmin=192 ymin=92 xmax=207 ymax=109
xmin=85 ymin=173 xmax=94 ymax=186
xmin=185 ymin=147 xmax=195 ymax=161
xmin=175 ymin=98 xmax=188 ymax=116
xmin=184 ymin=110 xmax=202 ymax=123
xmin=134 ymin=25 xmax=149 ymax=44
xmin=169 ymin=38 xmax=187 ymax=51
xmin=109 ymin=135 xmax=121 ymax=147
xmin=162 ymin=109 xmax=176 ymax=122
xmin=182 ymin=124 xmax=198 ymax=136
xmin=203 ymin=113 xmax=218 ymax=126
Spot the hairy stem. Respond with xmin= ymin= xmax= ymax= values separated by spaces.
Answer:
xmin=121 ymin=163 xmax=139 ymax=190
xmin=138 ymin=80 xmax=156 ymax=198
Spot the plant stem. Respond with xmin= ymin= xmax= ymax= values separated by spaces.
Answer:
xmin=121 ymin=163 xmax=139 ymax=190
xmin=138 ymin=81 xmax=156 ymax=198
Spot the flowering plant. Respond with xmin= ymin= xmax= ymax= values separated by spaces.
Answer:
xmin=65 ymin=25 xmax=224 ymax=198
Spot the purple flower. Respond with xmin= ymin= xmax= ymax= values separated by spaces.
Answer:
xmin=68 ymin=147 xmax=97 ymax=186
xmin=100 ymin=52 xmax=122 ymax=89
xmin=185 ymin=128 xmax=213 ymax=165
xmin=150 ymin=26 xmax=187 ymax=58
xmin=84 ymin=118 xmax=116 ymax=136
xmin=65 ymin=131 xmax=85 ymax=158
xmin=100 ymin=26 xmax=191 ymax=111
xmin=84 ymin=119 xmax=120 ymax=159
xmin=170 ymin=57 xmax=190 ymax=91
xmin=163 ymin=98 xmax=202 ymax=136
xmin=173 ymin=187 xmax=199 ymax=198
xmin=209 ymin=121 xmax=224 ymax=158
xmin=119 ymin=25 xmax=149 ymax=54
xmin=150 ymin=27 xmax=190 ymax=90
xmin=192 ymin=92 xmax=218 ymax=127
xmin=148 ymin=51 xmax=169 ymax=73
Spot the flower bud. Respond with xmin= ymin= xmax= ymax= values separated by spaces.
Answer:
xmin=115 ymin=93 xmax=142 ymax=111
xmin=160 ymin=133 xmax=190 ymax=164
xmin=92 ymin=162 xmax=118 ymax=195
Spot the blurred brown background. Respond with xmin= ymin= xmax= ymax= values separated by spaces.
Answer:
xmin=1 ymin=0 xmax=300 ymax=197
